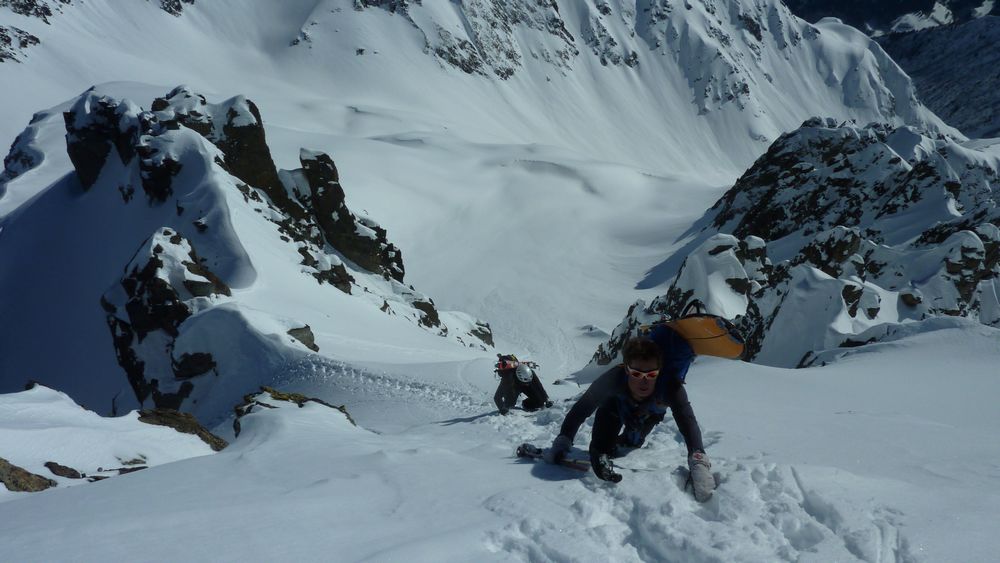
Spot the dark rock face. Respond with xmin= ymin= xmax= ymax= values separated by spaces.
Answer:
xmin=470 ymin=323 xmax=495 ymax=347
xmin=286 ymin=326 xmax=319 ymax=352
xmin=63 ymin=90 xmax=183 ymax=202
xmin=44 ymin=461 xmax=83 ymax=479
xmin=159 ymin=0 xmax=194 ymax=16
xmin=411 ymin=297 xmax=441 ymax=328
xmin=152 ymin=86 xmax=290 ymax=211
xmin=299 ymin=150 xmax=405 ymax=281
xmin=64 ymin=93 xmax=141 ymax=189
xmin=0 ymin=25 xmax=40 ymax=63
xmin=0 ymin=111 xmax=45 ymax=195
xmin=0 ymin=0 xmax=71 ymax=23
xmin=137 ymin=408 xmax=228 ymax=451
xmin=0 ymin=457 xmax=57 ymax=492
xmin=232 ymin=386 xmax=355 ymax=437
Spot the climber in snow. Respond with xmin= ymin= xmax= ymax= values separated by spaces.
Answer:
xmin=493 ymin=355 xmax=552 ymax=415
xmin=544 ymin=331 xmax=716 ymax=501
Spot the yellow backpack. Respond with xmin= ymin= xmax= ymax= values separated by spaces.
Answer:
xmin=640 ymin=301 xmax=746 ymax=359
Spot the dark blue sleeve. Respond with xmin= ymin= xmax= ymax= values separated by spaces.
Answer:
xmin=559 ymin=367 xmax=621 ymax=441
xmin=649 ymin=325 xmax=695 ymax=382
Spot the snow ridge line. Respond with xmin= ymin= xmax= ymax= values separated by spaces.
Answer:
xmin=274 ymin=357 xmax=492 ymax=414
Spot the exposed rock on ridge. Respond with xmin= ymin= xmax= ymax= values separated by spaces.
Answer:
xmin=596 ymin=119 xmax=1000 ymax=369
xmin=35 ymin=85 xmax=495 ymax=415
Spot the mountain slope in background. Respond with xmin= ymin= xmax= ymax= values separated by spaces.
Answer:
xmin=878 ymin=16 xmax=1000 ymax=139
xmin=784 ymin=0 xmax=999 ymax=35
xmin=0 ymin=0 xmax=955 ymax=173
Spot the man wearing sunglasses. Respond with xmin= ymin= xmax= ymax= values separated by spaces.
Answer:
xmin=544 ymin=331 xmax=715 ymax=500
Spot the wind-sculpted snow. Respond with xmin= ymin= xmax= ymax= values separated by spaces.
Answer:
xmin=598 ymin=119 xmax=1000 ymax=368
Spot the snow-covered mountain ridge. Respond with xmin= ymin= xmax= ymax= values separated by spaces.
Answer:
xmin=0 ymin=0 xmax=956 ymax=176
xmin=0 ymin=84 xmax=492 ymax=420
xmin=594 ymin=118 xmax=1000 ymax=369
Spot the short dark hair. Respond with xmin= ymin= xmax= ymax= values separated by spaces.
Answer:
xmin=622 ymin=337 xmax=660 ymax=367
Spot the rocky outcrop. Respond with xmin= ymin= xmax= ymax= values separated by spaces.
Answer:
xmin=103 ymin=228 xmax=230 ymax=410
xmin=0 ymin=457 xmax=57 ymax=492
xmin=64 ymin=90 xmax=183 ymax=202
xmin=710 ymin=119 xmax=1000 ymax=245
xmin=0 ymin=25 xmax=39 ymax=63
xmin=0 ymin=111 xmax=45 ymax=194
xmin=44 ymin=461 xmax=83 ymax=479
xmin=148 ymin=87 xmax=408 ymax=291
xmin=137 ymin=408 xmax=228 ymax=451
xmin=297 ymin=149 xmax=405 ymax=281
xmin=53 ymin=86 xmax=493 ymax=414
xmin=151 ymin=86 xmax=289 ymax=211
xmin=232 ymin=386 xmax=355 ymax=437
xmin=597 ymin=119 xmax=1000 ymax=368
xmin=159 ymin=0 xmax=194 ymax=16
xmin=0 ymin=0 xmax=72 ymax=23
xmin=286 ymin=326 xmax=319 ymax=352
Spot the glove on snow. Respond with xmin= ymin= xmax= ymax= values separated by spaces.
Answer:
xmin=543 ymin=435 xmax=572 ymax=464
xmin=688 ymin=451 xmax=715 ymax=502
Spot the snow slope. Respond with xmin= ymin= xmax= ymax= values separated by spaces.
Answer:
xmin=0 ymin=384 xmax=218 ymax=501
xmin=1 ymin=321 xmax=998 ymax=562
xmin=0 ymin=0 xmax=959 ymax=412
xmin=2 ymin=2 xmax=998 ymax=561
